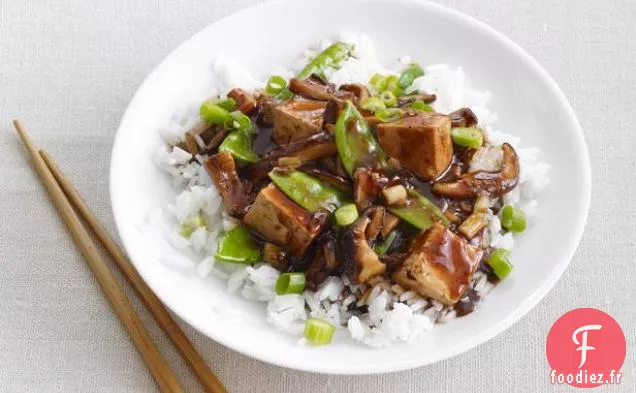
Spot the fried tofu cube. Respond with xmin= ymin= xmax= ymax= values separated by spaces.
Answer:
xmin=243 ymin=184 xmax=325 ymax=255
xmin=393 ymin=223 xmax=482 ymax=305
xmin=377 ymin=112 xmax=453 ymax=180
xmin=272 ymin=99 xmax=327 ymax=145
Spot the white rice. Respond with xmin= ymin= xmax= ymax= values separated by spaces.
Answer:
xmin=154 ymin=32 xmax=550 ymax=347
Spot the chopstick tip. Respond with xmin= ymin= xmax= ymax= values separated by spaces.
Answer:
xmin=12 ymin=119 xmax=38 ymax=153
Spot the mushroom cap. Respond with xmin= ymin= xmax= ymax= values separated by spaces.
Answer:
xmin=432 ymin=143 xmax=520 ymax=199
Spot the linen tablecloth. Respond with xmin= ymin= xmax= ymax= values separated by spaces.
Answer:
xmin=1 ymin=0 xmax=634 ymax=391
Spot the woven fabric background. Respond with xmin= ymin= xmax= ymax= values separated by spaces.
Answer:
xmin=1 ymin=0 xmax=634 ymax=392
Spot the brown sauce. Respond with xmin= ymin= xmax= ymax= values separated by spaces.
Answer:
xmin=454 ymin=288 xmax=481 ymax=317
xmin=253 ymin=126 xmax=276 ymax=155
xmin=210 ymin=92 xmax=503 ymax=319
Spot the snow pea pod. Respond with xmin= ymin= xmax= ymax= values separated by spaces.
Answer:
xmin=297 ymin=42 xmax=354 ymax=80
xmin=389 ymin=189 xmax=449 ymax=231
xmin=334 ymin=101 xmax=386 ymax=176
xmin=399 ymin=63 xmax=424 ymax=89
xmin=268 ymin=169 xmax=348 ymax=213
xmin=215 ymin=225 xmax=261 ymax=264
xmin=373 ymin=230 xmax=398 ymax=256
xmin=218 ymin=128 xmax=259 ymax=164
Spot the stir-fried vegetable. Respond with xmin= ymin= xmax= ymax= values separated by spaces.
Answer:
xmin=382 ymin=184 xmax=407 ymax=206
xmin=360 ymin=96 xmax=386 ymax=113
xmin=304 ymin=317 xmax=335 ymax=345
xmin=334 ymin=203 xmax=359 ymax=226
xmin=200 ymin=100 xmax=231 ymax=125
xmin=374 ymin=230 xmax=398 ymax=256
xmin=369 ymin=73 xmax=403 ymax=96
xmin=224 ymin=111 xmax=252 ymax=131
xmin=215 ymin=225 xmax=261 ymax=264
xmin=185 ymin=41 xmax=528 ymax=322
xmin=399 ymin=63 xmax=424 ymax=89
xmin=388 ymin=189 xmax=449 ymax=230
xmin=369 ymin=73 xmax=388 ymax=91
xmin=275 ymin=272 xmax=306 ymax=295
xmin=217 ymin=98 xmax=236 ymax=111
xmin=297 ymin=42 xmax=354 ymax=80
xmin=335 ymin=101 xmax=387 ymax=176
xmin=487 ymin=248 xmax=513 ymax=279
xmin=219 ymin=128 xmax=260 ymax=164
xmin=383 ymin=75 xmax=401 ymax=96
xmin=451 ymin=127 xmax=483 ymax=149
xmin=375 ymin=108 xmax=403 ymax=123
xmin=411 ymin=99 xmax=433 ymax=112
xmin=268 ymin=169 xmax=348 ymax=213
xmin=501 ymin=205 xmax=527 ymax=233
xmin=266 ymin=75 xmax=288 ymax=95
xmin=379 ymin=91 xmax=397 ymax=107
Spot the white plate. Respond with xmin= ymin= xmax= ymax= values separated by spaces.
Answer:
xmin=110 ymin=0 xmax=590 ymax=374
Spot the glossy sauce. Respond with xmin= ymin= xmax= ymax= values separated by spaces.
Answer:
xmin=412 ymin=223 xmax=482 ymax=301
xmin=253 ymin=126 xmax=275 ymax=155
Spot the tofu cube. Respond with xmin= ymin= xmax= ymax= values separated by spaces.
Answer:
xmin=393 ymin=223 xmax=482 ymax=305
xmin=272 ymin=99 xmax=327 ymax=145
xmin=377 ymin=112 xmax=453 ymax=180
xmin=243 ymin=184 xmax=324 ymax=255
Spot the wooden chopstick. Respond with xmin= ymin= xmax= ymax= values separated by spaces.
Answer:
xmin=13 ymin=120 xmax=184 ymax=393
xmin=39 ymin=149 xmax=227 ymax=393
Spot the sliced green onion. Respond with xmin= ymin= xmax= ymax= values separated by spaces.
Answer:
xmin=266 ymin=75 xmax=288 ymax=95
xmin=376 ymin=108 xmax=404 ymax=123
xmin=360 ymin=96 xmax=386 ymax=113
xmin=304 ymin=318 xmax=335 ymax=346
xmin=411 ymin=99 xmax=433 ymax=112
xmin=399 ymin=63 xmax=424 ymax=89
xmin=180 ymin=214 xmax=206 ymax=238
xmin=275 ymin=273 xmax=306 ymax=295
xmin=334 ymin=203 xmax=359 ymax=226
xmin=200 ymin=100 xmax=231 ymax=125
xmin=384 ymin=75 xmax=400 ymax=93
xmin=501 ymin=205 xmax=527 ymax=233
xmin=451 ymin=127 xmax=483 ymax=149
xmin=217 ymin=98 xmax=236 ymax=111
xmin=369 ymin=73 xmax=388 ymax=91
xmin=369 ymin=73 xmax=383 ymax=85
xmin=224 ymin=111 xmax=252 ymax=131
xmin=277 ymin=87 xmax=294 ymax=100
xmin=374 ymin=231 xmax=398 ymax=256
xmin=379 ymin=91 xmax=397 ymax=107
xmin=487 ymin=249 xmax=513 ymax=279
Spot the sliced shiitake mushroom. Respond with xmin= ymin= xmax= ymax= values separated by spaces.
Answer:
xmin=289 ymin=77 xmax=335 ymax=101
xmin=339 ymin=216 xmax=386 ymax=284
xmin=228 ymin=88 xmax=258 ymax=115
xmin=397 ymin=92 xmax=437 ymax=106
xmin=432 ymin=143 xmax=519 ymax=198
xmin=449 ymin=107 xmax=479 ymax=128
xmin=240 ymin=132 xmax=336 ymax=181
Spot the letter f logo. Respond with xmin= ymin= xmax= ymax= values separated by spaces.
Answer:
xmin=572 ymin=324 xmax=602 ymax=368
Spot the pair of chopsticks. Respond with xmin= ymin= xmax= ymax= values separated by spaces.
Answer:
xmin=13 ymin=120 xmax=227 ymax=393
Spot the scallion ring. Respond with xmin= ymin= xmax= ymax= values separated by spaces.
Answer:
xmin=266 ymin=75 xmax=288 ymax=96
xmin=275 ymin=273 xmax=306 ymax=295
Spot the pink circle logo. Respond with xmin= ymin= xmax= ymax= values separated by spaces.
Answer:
xmin=546 ymin=308 xmax=626 ymax=388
